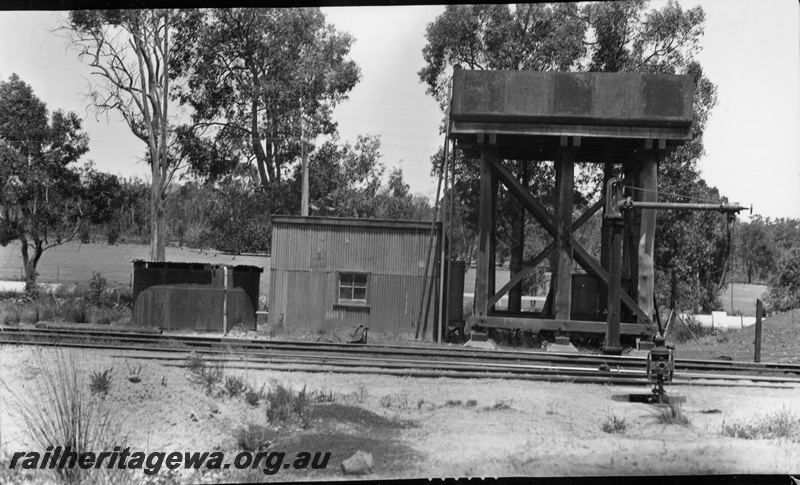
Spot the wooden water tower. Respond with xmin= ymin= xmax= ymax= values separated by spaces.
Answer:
xmin=448 ymin=69 xmax=694 ymax=352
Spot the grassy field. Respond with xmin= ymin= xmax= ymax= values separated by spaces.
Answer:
xmin=719 ymin=283 xmax=767 ymax=316
xmin=0 ymin=241 xmax=272 ymax=297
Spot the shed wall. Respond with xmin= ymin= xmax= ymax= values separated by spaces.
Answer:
xmin=269 ymin=220 xmax=439 ymax=336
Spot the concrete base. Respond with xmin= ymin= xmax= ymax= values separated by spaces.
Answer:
xmin=547 ymin=342 xmax=579 ymax=353
xmin=637 ymin=338 xmax=655 ymax=351
xmin=463 ymin=333 xmax=500 ymax=350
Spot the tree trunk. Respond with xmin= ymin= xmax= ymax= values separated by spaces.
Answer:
xmin=149 ymin=187 xmax=167 ymax=261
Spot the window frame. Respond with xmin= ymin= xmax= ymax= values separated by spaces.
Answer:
xmin=335 ymin=271 xmax=370 ymax=308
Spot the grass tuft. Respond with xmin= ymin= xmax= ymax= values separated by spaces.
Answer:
xmin=189 ymin=359 xmax=224 ymax=395
xmin=312 ymin=386 xmax=337 ymax=403
xmin=653 ymin=399 xmax=690 ymax=426
xmin=64 ymin=299 xmax=88 ymax=323
xmin=265 ymin=384 xmax=310 ymax=427
xmin=601 ymin=412 xmax=628 ymax=433
xmin=244 ymin=383 xmax=267 ymax=407
xmin=350 ymin=382 xmax=368 ymax=404
xmin=379 ymin=392 xmax=409 ymax=409
xmin=186 ymin=353 xmax=207 ymax=374
xmin=721 ymin=408 xmax=800 ymax=442
xmin=89 ymin=368 xmax=113 ymax=397
xmin=234 ymin=423 xmax=274 ymax=452
xmin=3 ymin=349 xmax=134 ymax=484
xmin=224 ymin=375 xmax=247 ymax=398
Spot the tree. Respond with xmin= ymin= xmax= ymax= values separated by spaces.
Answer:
xmin=419 ymin=1 xmax=724 ymax=312
xmin=291 ymin=134 xmax=384 ymax=218
xmin=66 ymin=9 xmax=175 ymax=261
xmin=763 ymin=246 xmax=800 ymax=313
xmin=735 ymin=215 xmax=775 ymax=284
xmin=171 ymin=8 xmax=360 ymax=189
xmin=0 ymin=74 xmax=101 ymax=283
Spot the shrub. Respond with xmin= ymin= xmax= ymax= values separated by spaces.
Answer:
xmin=244 ymin=384 xmax=266 ymax=407
xmin=1 ymin=305 xmax=21 ymax=325
xmin=224 ymin=375 xmax=247 ymax=398
xmin=186 ymin=353 xmax=207 ymax=374
xmin=380 ymin=392 xmax=409 ymax=409
xmin=312 ymin=386 xmax=337 ymax=403
xmin=189 ymin=360 xmax=225 ymax=395
xmin=65 ymin=299 xmax=88 ymax=323
xmin=235 ymin=423 xmax=273 ymax=452
xmin=89 ymin=368 xmax=113 ymax=396
xmin=106 ymin=226 xmax=119 ymax=245
xmin=653 ymin=399 xmax=689 ymax=426
xmin=80 ymin=225 xmax=91 ymax=244
xmin=6 ymin=349 xmax=126 ymax=484
xmin=204 ymin=189 xmax=272 ymax=254
xmin=266 ymin=384 xmax=309 ymax=427
xmin=601 ymin=412 xmax=628 ymax=434
xmin=764 ymin=246 xmax=800 ymax=312
xmin=721 ymin=408 xmax=800 ymax=442
xmin=88 ymin=272 xmax=108 ymax=307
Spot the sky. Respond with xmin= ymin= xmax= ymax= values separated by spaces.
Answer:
xmin=0 ymin=1 xmax=798 ymax=220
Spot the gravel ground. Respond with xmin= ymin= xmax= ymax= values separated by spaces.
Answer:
xmin=1 ymin=344 xmax=799 ymax=482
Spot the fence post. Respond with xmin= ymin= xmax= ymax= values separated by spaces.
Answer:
xmin=754 ymin=299 xmax=763 ymax=363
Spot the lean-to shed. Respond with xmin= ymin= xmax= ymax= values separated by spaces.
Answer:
xmin=269 ymin=216 xmax=443 ymax=337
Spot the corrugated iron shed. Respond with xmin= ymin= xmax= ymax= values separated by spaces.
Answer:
xmin=269 ymin=216 xmax=442 ymax=337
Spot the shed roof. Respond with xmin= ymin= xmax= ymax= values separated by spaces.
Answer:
xmin=271 ymin=215 xmax=440 ymax=232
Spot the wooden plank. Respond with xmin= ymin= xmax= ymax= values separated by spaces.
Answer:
xmin=489 ymin=176 xmax=498 ymax=311
xmin=474 ymin=153 xmax=494 ymax=318
xmin=555 ymin=146 xmax=575 ymax=320
xmin=468 ymin=315 xmax=657 ymax=336
xmin=637 ymin=152 xmax=658 ymax=323
xmin=488 ymin=198 xmax=603 ymax=308
xmin=481 ymin=150 xmax=653 ymax=326
xmin=755 ymin=299 xmax=763 ymax=363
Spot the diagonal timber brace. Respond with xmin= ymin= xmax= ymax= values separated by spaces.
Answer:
xmin=488 ymin=197 xmax=604 ymax=308
xmin=479 ymin=149 xmax=654 ymax=327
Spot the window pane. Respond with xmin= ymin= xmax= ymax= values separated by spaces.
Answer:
xmin=353 ymin=288 xmax=366 ymax=301
xmin=353 ymin=274 xmax=368 ymax=287
xmin=339 ymin=287 xmax=352 ymax=300
xmin=341 ymin=273 xmax=353 ymax=286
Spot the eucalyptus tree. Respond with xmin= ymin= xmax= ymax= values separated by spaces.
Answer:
xmin=66 ymin=9 xmax=175 ymax=261
xmin=170 ymin=8 xmax=360 ymax=190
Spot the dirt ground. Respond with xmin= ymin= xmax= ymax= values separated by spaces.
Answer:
xmin=1 ymin=344 xmax=799 ymax=483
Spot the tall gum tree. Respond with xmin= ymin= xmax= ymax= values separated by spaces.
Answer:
xmin=65 ymin=9 xmax=174 ymax=261
xmin=419 ymin=0 xmax=724 ymax=312
xmin=170 ymin=8 xmax=360 ymax=191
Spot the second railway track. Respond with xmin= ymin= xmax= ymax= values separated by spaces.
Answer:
xmin=2 ymin=325 xmax=799 ymax=387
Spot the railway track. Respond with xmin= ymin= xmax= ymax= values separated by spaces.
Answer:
xmin=2 ymin=325 xmax=799 ymax=387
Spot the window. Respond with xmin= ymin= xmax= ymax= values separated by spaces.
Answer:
xmin=338 ymin=272 xmax=368 ymax=305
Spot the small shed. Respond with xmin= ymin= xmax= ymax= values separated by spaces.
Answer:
xmin=269 ymin=216 xmax=443 ymax=337
xmin=132 ymin=260 xmax=263 ymax=332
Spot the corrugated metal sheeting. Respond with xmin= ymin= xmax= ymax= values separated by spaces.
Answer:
xmin=270 ymin=216 xmax=440 ymax=337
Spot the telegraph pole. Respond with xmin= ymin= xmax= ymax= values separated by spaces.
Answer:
xmin=300 ymin=98 xmax=309 ymax=217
